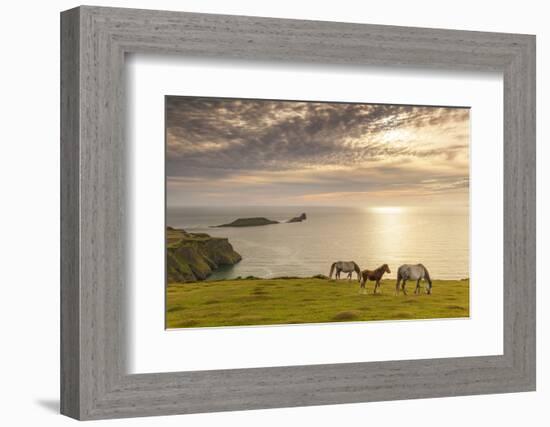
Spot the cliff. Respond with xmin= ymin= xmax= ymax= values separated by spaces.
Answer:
xmin=167 ymin=227 xmax=242 ymax=283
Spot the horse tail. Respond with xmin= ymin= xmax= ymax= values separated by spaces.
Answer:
xmin=353 ymin=262 xmax=361 ymax=281
xmin=329 ymin=262 xmax=337 ymax=279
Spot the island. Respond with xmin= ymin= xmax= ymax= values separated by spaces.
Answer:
xmin=215 ymin=217 xmax=279 ymax=227
xmin=287 ymin=213 xmax=307 ymax=223
xmin=167 ymin=227 xmax=241 ymax=283
xmin=215 ymin=213 xmax=307 ymax=227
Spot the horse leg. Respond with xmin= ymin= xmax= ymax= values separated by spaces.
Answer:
xmin=375 ymin=280 xmax=381 ymax=294
xmin=395 ymin=278 xmax=401 ymax=295
xmin=415 ymin=279 xmax=421 ymax=295
xmin=401 ymin=279 xmax=408 ymax=295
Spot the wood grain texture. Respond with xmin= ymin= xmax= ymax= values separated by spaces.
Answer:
xmin=60 ymin=6 xmax=536 ymax=420
xmin=60 ymin=7 xmax=80 ymax=419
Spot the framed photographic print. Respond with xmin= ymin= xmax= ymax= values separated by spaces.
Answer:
xmin=61 ymin=6 xmax=536 ymax=420
xmin=164 ymin=96 xmax=471 ymax=329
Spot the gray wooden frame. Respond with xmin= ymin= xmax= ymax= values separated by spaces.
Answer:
xmin=60 ymin=5 xmax=536 ymax=420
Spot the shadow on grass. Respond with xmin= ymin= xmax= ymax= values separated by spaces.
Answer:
xmin=332 ymin=311 xmax=360 ymax=321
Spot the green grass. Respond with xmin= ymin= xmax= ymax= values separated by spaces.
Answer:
xmin=166 ymin=278 xmax=469 ymax=329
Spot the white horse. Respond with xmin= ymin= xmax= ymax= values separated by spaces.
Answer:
xmin=395 ymin=264 xmax=432 ymax=295
xmin=329 ymin=261 xmax=361 ymax=281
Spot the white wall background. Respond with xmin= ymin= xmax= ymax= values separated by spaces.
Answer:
xmin=0 ymin=0 xmax=546 ymax=425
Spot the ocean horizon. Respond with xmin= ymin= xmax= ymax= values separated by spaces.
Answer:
xmin=167 ymin=205 xmax=469 ymax=281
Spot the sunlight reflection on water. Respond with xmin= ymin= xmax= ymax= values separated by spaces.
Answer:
xmin=168 ymin=206 xmax=469 ymax=280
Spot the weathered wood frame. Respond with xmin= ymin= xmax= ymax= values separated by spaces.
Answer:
xmin=60 ymin=5 xmax=536 ymax=420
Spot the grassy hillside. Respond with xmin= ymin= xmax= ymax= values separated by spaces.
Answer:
xmin=166 ymin=277 xmax=469 ymax=329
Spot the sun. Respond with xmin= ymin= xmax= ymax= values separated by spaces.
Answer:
xmin=369 ymin=206 xmax=403 ymax=214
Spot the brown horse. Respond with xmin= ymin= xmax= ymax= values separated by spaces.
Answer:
xmin=360 ymin=264 xmax=391 ymax=294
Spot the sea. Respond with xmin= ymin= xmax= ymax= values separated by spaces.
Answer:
xmin=167 ymin=206 xmax=469 ymax=281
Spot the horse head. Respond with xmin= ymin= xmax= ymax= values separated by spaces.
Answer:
xmin=426 ymin=279 xmax=433 ymax=294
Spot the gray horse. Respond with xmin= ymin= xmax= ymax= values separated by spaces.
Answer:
xmin=395 ymin=264 xmax=432 ymax=295
xmin=329 ymin=261 xmax=361 ymax=281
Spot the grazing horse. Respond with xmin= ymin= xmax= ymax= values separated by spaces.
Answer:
xmin=360 ymin=264 xmax=391 ymax=294
xmin=395 ymin=264 xmax=432 ymax=295
xmin=329 ymin=261 xmax=361 ymax=281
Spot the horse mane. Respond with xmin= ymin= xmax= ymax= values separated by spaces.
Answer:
xmin=353 ymin=262 xmax=361 ymax=273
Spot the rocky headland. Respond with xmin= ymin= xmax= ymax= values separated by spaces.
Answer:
xmin=167 ymin=227 xmax=242 ymax=283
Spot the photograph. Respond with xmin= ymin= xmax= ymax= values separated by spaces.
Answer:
xmin=165 ymin=96 xmax=470 ymax=329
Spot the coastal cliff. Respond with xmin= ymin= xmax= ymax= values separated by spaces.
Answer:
xmin=167 ymin=227 xmax=242 ymax=283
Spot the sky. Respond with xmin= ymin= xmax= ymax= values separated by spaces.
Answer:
xmin=166 ymin=96 xmax=470 ymax=208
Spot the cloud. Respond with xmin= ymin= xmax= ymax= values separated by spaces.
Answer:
xmin=165 ymin=96 xmax=470 ymax=207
